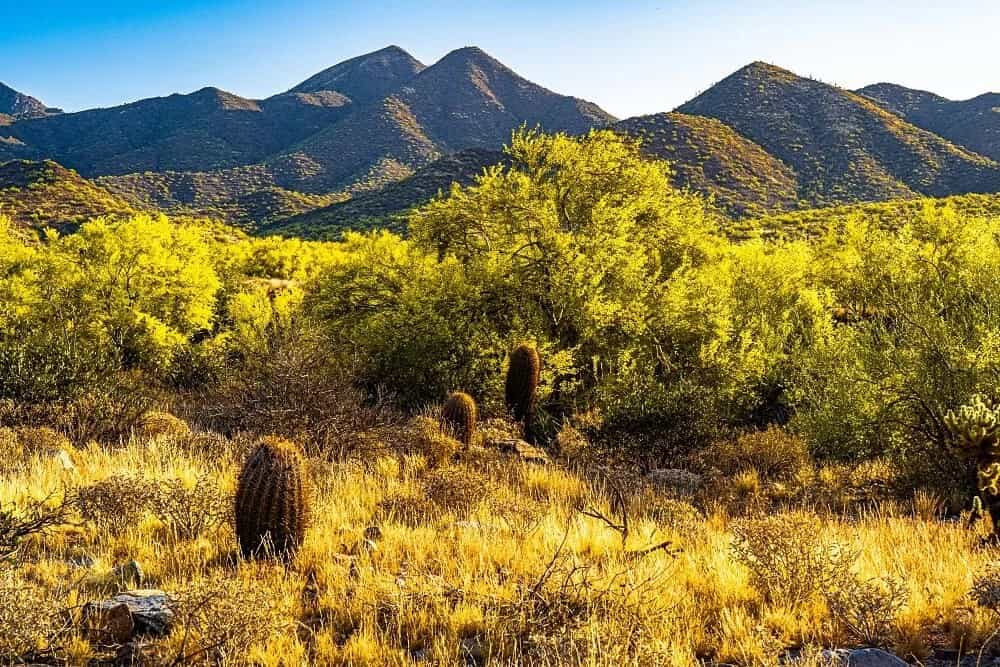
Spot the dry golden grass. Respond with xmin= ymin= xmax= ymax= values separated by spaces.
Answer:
xmin=0 ymin=414 xmax=998 ymax=665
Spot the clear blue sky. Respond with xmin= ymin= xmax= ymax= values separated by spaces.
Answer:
xmin=2 ymin=0 xmax=997 ymax=119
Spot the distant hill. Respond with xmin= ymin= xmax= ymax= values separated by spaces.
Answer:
xmin=741 ymin=192 xmax=1000 ymax=241
xmin=677 ymin=62 xmax=1000 ymax=207
xmin=858 ymin=83 xmax=1000 ymax=163
xmin=0 ymin=160 xmax=136 ymax=230
xmin=275 ymin=112 xmax=806 ymax=240
xmin=4 ymin=86 xmax=352 ymax=176
xmin=97 ymin=165 xmax=340 ymax=229
xmin=263 ymin=148 xmax=509 ymax=238
xmin=3 ymin=54 xmax=998 ymax=235
xmin=289 ymin=45 xmax=426 ymax=103
xmin=615 ymin=112 xmax=799 ymax=217
xmin=0 ymin=46 xmax=614 ymax=228
xmin=0 ymin=82 xmax=59 ymax=120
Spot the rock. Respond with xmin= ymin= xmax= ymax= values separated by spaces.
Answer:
xmin=83 ymin=590 xmax=174 ymax=644
xmin=83 ymin=600 xmax=134 ymax=644
xmin=494 ymin=439 xmax=550 ymax=465
xmin=460 ymin=636 xmax=488 ymax=665
xmin=645 ymin=468 xmax=703 ymax=495
xmin=54 ymin=448 xmax=76 ymax=472
xmin=820 ymin=648 xmax=908 ymax=667
xmin=111 ymin=560 xmax=144 ymax=587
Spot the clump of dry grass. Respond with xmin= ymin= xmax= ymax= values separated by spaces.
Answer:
xmin=702 ymin=427 xmax=811 ymax=481
xmin=0 ymin=568 xmax=63 ymax=660
xmin=152 ymin=474 xmax=229 ymax=540
xmin=75 ymin=474 xmax=158 ymax=534
xmin=731 ymin=512 xmax=854 ymax=607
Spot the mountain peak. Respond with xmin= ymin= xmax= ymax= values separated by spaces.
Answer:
xmin=435 ymin=46 xmax=508 ymax=71
xmin=289 ymin=45 xmax=425 ymax=102
xmin=858 ymin=83 xmax=1000 ymax=162
xmin=0 ymin=81 xmax=58 ymax=120
xmin=730 ymin=61 xmax=801 ymax=83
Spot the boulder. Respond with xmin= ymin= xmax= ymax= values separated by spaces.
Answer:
xmin=493 ymin=439 xmax=550 ymax=465
xmin=83 ymin=599 xmax=134 ymax=644
xmin=83 ymin=590 xmax=174 ymax=644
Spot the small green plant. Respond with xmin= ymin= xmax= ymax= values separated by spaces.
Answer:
xmin=505 ymin=344 xmax=540 ymax=442
xmin=234 ymin=437 xmax=311 ymax=558
xmin=441 ymin=392 xmax=477 ymax=447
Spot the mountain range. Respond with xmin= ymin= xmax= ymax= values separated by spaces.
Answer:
xmin=1 ymin=47 xmax=997 ymax=235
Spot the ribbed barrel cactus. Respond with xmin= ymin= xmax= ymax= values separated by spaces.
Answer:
xmin=234 ymin=436 xmax=311 ymax=558
xmin=442 ymin=392 xmax=477 ymax=447
xmin=505 ymin=344 xmax=540 ymax=442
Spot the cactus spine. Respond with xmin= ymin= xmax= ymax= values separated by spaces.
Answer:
xmin=234 ymin=436 xmax=311 ymax=558
xmin=442 ymin=392 xmax=477 ymax=447
xmin=505 ymin=344 xmax=540 ymax=442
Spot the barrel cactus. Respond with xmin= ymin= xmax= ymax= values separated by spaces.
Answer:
xmin=505 ymin=344 xmax=540 ymax=441
xmin=234 ymin=437 xmax=311 ymax=558
xmin=441 ymin=392 xmax=477 ymax=447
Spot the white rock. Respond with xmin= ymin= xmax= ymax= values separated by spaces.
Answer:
xmin=821 ymin=648 xmax=907 ymax=667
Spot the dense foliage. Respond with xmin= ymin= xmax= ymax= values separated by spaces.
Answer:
xmin=3 ymin=128 xmax=1000 ymax=473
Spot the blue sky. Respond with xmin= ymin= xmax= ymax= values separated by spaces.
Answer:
xmin=1 ymin=0 xmax=997 ymax=118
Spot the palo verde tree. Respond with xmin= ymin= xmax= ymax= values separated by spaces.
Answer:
xmin=402 ymin=128 xmax=720 ymax=414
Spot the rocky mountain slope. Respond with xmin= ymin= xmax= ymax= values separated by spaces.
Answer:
xmin=2 ymin=55 xmax=998 ymax=236
xmin=0 ymin=160 xmax=135 ymax=230
xmin=677 ymin=62 xmax=1000 ymax=207
xmin=858 ymin=83 xmax=1000 ymax=163
xmin=0 ymin=82 xmax=59 ymax=120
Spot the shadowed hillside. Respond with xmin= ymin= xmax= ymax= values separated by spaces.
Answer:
xmin=4 ymin=87 xmax=352 ymax=176
xmin=859 ymin=82 xmax=1000 ymax=163
xmin=270 ymin=46 xmax=617 ymax=193
xmin=97 ymin=165 xmax=340 ymax=229
xmin=263 ymin=148 xmax=509 ymax=238
xmin=0 ymin=81 xmax=59 ymax=120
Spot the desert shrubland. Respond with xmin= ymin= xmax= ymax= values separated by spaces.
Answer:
xmin=2 ymin=129 xmax=1000 ymax=663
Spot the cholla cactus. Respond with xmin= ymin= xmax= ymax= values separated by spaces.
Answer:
xmin=980 ymin=463 xmax=1000 ymax=497
xmin=945 ymin=394 xmax=1000 ymax=453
